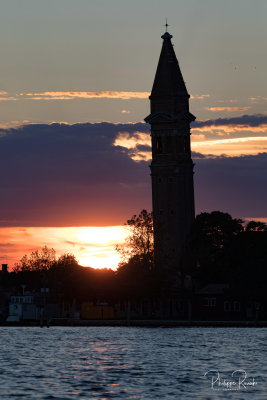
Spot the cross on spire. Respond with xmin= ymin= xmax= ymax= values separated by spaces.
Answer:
xmin=165 ymin=18 xmax=169 ymax=32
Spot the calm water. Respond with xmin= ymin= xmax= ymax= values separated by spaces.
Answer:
xmin=0 ymin=327 xmax=266 ymax=399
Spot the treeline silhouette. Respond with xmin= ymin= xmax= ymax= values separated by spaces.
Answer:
xmin=185 ymin=211 xmax=267 ymax=299
xmin=3 ymin=211 xmax=266 ymax=303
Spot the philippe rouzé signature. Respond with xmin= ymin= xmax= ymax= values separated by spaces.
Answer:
xmin=204 ymin=369 xmax=258 ymax=391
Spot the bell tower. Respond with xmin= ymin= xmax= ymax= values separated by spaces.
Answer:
xmin=145 ymin=30 xmax=195 ymax=273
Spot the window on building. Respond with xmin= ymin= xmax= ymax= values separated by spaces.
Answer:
xmin=204 ymin=297 xmax=216 ymax=307
xmin=224 ymin=301 xmax=231 ymax=312
xmin=210 ymin=298 xmax=216 ymax=307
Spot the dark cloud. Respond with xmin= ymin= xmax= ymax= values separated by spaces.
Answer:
xmin=191 ymin=152 xmax=207 ymax=159
xmin=136 ymin=144 xmax=151 ymax=152
xmin=194 ymin=153 xmax=267 ymax=219
xmin=192 ymin=113 xmax=267 ymax=128
xmin=0 ymin=121 xmax=266 ymax=227
xmin=0 ymin=122 xmax=151 ymax=226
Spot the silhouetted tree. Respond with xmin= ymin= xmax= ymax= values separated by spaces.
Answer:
xmin=51 ymin=253 xmax=79 ymax=272
xmin=116 ymin=209 xmax=154 ymax=267
xmin=115 ymin=210 xmax=156 ymax=298
xmin=13 ymin=248 xmax=80 ymax=274
xmin=245 ymin=220 xmax=267 ymax=232
xmin=13 ymin=246 xmax=56 ymax=272
xmin=187 ymin=211 xmax=244 ymax=283
xmin=226 ymin=228 xmax=267 ymax=296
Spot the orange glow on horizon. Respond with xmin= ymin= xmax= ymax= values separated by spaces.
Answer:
xmin=1 ymin=219 xmax=267 ymax=271
xmin=0 ymin=226 xmax=128 ymax=271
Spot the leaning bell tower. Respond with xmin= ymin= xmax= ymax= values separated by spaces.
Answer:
xmin=145 ymin=29 xmax=195 ymax=272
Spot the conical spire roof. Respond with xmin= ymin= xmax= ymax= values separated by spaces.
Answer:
xmin=150 ymin=31 xmax=188 ymax=98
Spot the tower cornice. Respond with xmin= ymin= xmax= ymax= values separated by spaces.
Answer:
xmin=144 ymin=111 xmax=195 ymax=124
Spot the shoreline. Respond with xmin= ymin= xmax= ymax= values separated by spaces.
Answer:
xmin=1 ymin=319 xmax=267 ymax=327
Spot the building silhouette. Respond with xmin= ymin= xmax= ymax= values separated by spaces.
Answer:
xmin=145 ymin=30 xmax=195 ymax=273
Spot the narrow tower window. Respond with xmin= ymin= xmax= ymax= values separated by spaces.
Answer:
xmin=156 ymin=137 xmax=163 ymax=154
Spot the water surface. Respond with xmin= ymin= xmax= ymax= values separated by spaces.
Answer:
xmin=0 ymin=327 xmax=266 ymax=399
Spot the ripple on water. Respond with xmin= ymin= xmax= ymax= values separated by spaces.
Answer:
xmin=0 ymin=327 xmax=266 ymax=399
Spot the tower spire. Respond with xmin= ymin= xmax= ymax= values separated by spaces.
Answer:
xmin=148 ymin=29 xmax=190 ymax=116
xmin=145 ymin=29 xmax=196 ymax=277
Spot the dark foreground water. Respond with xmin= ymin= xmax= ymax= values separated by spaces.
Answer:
xmin=0 ymin=327 xmax=266 ymax=399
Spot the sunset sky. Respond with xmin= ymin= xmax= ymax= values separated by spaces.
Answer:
xmin=0 ymin=0 xmax=266 ymax=269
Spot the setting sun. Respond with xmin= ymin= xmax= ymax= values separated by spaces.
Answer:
xmin=73 ymin=226 xmax=128 ymax=268
xmin=0 ymin=226 xmax=128 ymax=271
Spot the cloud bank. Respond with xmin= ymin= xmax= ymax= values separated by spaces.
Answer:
xmin=0 ymin=116 xmax=266 ymax=227
xmin=192 ymin=114 xmax=267 ymax=128
xmin=207 ymin=107 xmax=250 ymax=112
xmin=25 ymin=91 xmax=150 ymax=100
xmin=0 ymin=91 xmax=211 ymax=102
